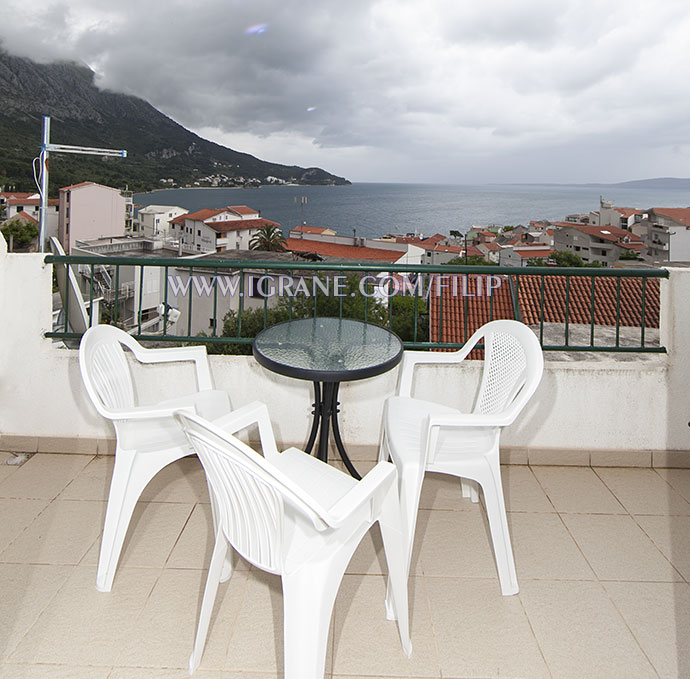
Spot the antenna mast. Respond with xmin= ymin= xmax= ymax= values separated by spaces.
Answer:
xmin=36 ymin=116 xmax=127 ymax=252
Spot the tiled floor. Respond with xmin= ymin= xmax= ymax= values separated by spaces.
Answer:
xmin=1 ymin=449 xmax=690 ymax=678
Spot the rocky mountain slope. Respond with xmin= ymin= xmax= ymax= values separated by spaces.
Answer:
xmin=0 ymin=50 xmax=350 ymax=193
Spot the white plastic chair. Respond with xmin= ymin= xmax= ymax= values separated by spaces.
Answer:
xmin=79 ymin=324 xmax=232 ymax=592
xmin=174 ymin=407 xmax=412 ymax=678
xmin=379 ymin=319 xmax=544 ymax=596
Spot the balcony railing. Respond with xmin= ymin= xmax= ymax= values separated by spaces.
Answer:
xmin=44 ymin=253 xmax=668 ymax=354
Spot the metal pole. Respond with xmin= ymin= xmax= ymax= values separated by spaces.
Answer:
xmin=39 ymin=116 xmax=50 ymax=253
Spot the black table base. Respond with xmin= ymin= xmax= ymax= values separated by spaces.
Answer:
xmin=304 ymin=381 xmax=362 ymax=480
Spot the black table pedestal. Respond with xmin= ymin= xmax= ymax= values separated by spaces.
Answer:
xmin=304 ymin=381 xmax=362 ymax=480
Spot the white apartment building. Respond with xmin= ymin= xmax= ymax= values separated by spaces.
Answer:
xmin=137 ymin=205 xmax=188 ymax=239
xmin=552 ymin=223 xmax=645 ymax=266
xmin=169 ymin=205 xmax=273 ymax=253
xmin=645 ymin=208 xmax=690 ymax=262
xmin=3 ymin=193 xmax=60 ymax=240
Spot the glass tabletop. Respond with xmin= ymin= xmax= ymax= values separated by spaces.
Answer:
xmin=252 ymin=317 xmax=404 ymax=382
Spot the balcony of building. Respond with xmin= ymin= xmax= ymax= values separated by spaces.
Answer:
xmin=2 ymin=239 xmax=690 ymax=678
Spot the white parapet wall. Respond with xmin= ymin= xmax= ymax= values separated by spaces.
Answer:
xmin=0 ymin=242 xmax=683 ymax=465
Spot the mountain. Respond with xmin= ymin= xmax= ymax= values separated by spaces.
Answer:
xmin=0 ymin=50 xmax=350 ymax=194
xmin=604 ymin=177 xmax=690 ymax=190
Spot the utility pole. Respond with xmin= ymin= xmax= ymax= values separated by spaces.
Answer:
xmin=36 ymin=116 xmax=127 ymax=252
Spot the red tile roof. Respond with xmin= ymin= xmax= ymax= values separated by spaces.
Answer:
xmin=615 ymin=207 xmax=645 ymax=218
xmin=59 ymin=182 xmax=95 ymax=191
xmin=429 ymin=274 xmax=660 ymax=351
xmin=650 ymin=207 xmax=690 ymax=227
xmin=170 ymin=208 xmax=225 ymax=225
xmin=16 ymin=210 xmax=38 ymax=224
xmin=1 ymin=192 xmax=35 ymax=200
xmin=291 ymin=225 xmax=331 ymax=234
xmin=481 ymin=242 xmax=503 ymax=252
xmin=227 ymin=205 xmax=259 ymax=215
xmin=552 ymin=222 xmax=642 ymax=243
xmin=431 ymin=244 xmax=462 ymax=253
xmin=7 ymin=198 xmax=58 ymax=206
xmin=514 ymin=248 xmax=554 ymax=258
xmin=285 ymin=238 xmax=402 ymax=262
xmin=210 ymin=218 xmax=279 ymax=233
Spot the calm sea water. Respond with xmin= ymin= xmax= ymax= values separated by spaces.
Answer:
xmin=134 ymin=183 xmax=690 ymax=238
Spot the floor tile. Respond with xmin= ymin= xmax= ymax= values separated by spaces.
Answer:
xmin=8 ymin=566 xmax=160 ymax=666
xmin=0 ymin=498 xmax=51 ymax=553
xmin=118 ymin=568 xmax=248 ymax=670
xmin=520 ymin=580 xmax=656 ymax=678
xmin=596 ymin=467 xmax=690 ymax=515
xmin=507 ymin=512 xmax=596 ymax=581
xmin=223 ymin=570 xmax=334 ymax=675
xmin=332 ymin=575 xmax=439 ymax=677
xmin=139 ymin=457 xmax=211 ymax=504
xmin=0 ymin=454 xmax=93 ymax=500
xmin=111 ymin=670 xmax=220 ymax=679
xmin=0 ymin=665 xmax=111 ymax=678
xmin=656 ymin=467 xmax=690 ymax=503
xmin=0 ymin=500 xmax=105 ymax=565
xmin=531 ymin=466 xmax=625 ymax=514
xmin=426 ymin=577 xmax=549 ymax=678
xmin=345 ymin=523 xmax=389 ymax=576
xmin=166 ymin=503 xmax=248 ymax=572
xmin=501 ymin=465 xmax=555 ymax=513
xmin=418 ymin=472 xmax=476 ymax=511
xmin=0 ymin=452 xmax=20 ymax=483
xmin=562 ymin=514 xmax=682 ymax=582
xmin=605 ymin=581 xmax=690 ymax=679
xmin=58 ymin=456 xmax=113 ymax=501
xmin=81 ymin=502 xmax=194 ymax=571
xmin=635 ymin=514 xmax=690 ymax=581
xmin=0 ymin=564 xmax=73 ymax=661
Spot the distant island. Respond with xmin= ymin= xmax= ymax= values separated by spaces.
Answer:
xmin=501 ymin=177 xmax=690 ymax=191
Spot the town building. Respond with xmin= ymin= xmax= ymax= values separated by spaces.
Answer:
xmin=169 ymin=206 xmax=276 ymax=253
xmin=137 ymin=205 xmax=188 ymax=239
xmin=645 ymin=207 xmax=690 ymax=261
xmin=58 ymin=182 xmax=129 ymax=253
xmin=552 ymin=222 xmax=645 ymax=266
xmin=2 ymin=193 xmax=59 ymax=240
xmin=498 ymin=246 xmax=555 ymax=267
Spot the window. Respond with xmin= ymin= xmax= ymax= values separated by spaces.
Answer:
xmin=197 ymin=229 xmax=201 ymax=236
xmin=248 ymin=274 xmax=273 ymax=298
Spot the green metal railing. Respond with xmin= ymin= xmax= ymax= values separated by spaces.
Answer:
xmin=45 ymin=253 xmax=668 ymax=354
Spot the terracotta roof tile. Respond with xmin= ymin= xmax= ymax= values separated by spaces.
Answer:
xmin=211 ymin=218 xmax=279 ymax=233
xmin=285 ymin=238 xmax=402 ymax=262
xmin=651 ymin=207 xmax=690 ymax=227
xmin=429 ymin=273 xmax=660 ymax=354
xmin=291 ymin=225 xmax=331 ymax=234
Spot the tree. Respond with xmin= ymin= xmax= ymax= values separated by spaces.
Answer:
xmin=446 ymin=254 xmax=497 ymax=266
xmin=449 ymin=230 xmax=462 ymax=239
xmin=549 ymin=250 xmax=603 ymax=267
xmin=619 ymin=249 xmax=642 ymax=261
xmin=249 ymin=224 xmax=287 ymax=251
xmin=1 ymin=218 xmax=38 ymax=250
xmin=389 ymin=294 xmax=429 ymax=344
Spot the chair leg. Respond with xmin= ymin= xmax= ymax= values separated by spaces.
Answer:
xmin=189 ymin=532 xmax=229 ymax=675
xmin=474 ymin=453 xmax=518 ymax=596
xmin=461 ymin=478 xmax=480 ymax=502
xmin=207 ymin=480 xmax=233 ymax=583
xmin=378 ymin=492 xmax=412 ymax=657
xmin=96 ymin=450 xmax=149 ymax=592
xmin=97 ymin=449 xmax=184 ymax=592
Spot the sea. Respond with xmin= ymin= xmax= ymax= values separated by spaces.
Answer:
xmin=133 ymin=183 xmax=690 ymax=239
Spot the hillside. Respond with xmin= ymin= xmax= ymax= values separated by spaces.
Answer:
xmin=0 ymin=50 xmax=350 ymax=194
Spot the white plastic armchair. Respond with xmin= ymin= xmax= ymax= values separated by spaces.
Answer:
xmin=79 ymin=323 xmax=232 ymax=592
xmin=174 ymin=408 xmax=412 ymax=678
xmin=379 ymin=319 xmax=544 ymax=596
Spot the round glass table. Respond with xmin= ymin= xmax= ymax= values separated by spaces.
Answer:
xmin=253 ymin=317 xmax=404 ymax=478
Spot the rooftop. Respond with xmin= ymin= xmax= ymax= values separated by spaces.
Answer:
xmin=1 ymin=449 xmax=688 ymax=678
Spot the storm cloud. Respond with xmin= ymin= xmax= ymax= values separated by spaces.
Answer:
xmin=2 ymin=0 xmax=690 ymax=183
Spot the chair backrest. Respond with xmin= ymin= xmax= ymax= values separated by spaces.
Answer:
xmin=472 ymin=320 xmax=544 ymax=420
xmin=174 ymin=411 xmax=326 ymax=574
xmin=79 ymin=324 xmax=140 ymax=418
xmin=50 ymin=236 xmax=96 ymax=334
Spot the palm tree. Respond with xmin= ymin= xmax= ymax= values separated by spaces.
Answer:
xmin=249 ymin=224 xmax=288 ymax=251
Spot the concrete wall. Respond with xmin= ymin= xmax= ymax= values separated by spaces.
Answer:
xmin=0 ymin=241 xmax=684 ymax=465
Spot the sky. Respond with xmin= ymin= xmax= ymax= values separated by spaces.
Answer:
xmin=2 ymin=0 xmax=690 ymax=185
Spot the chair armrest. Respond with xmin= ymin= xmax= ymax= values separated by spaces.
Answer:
xmin=213 ymin=401 xmax=279 ymax=462
xmin=127 ymin=344 xmax=214 ymax=391
xmin=323 ymin=461 xmax=397 ymax=527
xmin=397 ymin=348 xmax=473 ymax=397
xmin=426 ymin=412 xmax=511 ymax=429
xmin=112 ymin=404 xmax=197 ymax=421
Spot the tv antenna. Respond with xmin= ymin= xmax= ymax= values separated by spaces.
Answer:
xmin=34 ymin=115 xmax=127 ymax=252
